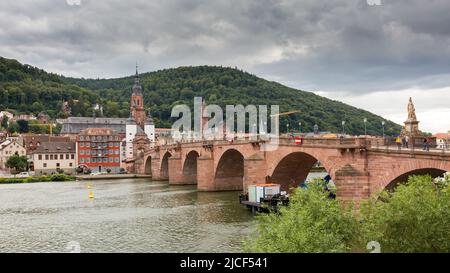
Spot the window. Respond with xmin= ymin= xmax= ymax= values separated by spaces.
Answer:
xmin=60 ymin=154 xmax=64 ymax=160
xmin=66 ymin=154 xmax=69 ymax=160
xmin=92 ymin=158 xmax=96 ymax=163
xmin=80 ymin=136 xmax=84 ymax=141
xmin=115 ymin=150 xmax=120 ymax=155
xmin=50 ymin=155 xmax=53 ymax=160
xmin=86 ymin=158 xmax=90 ymax=163
xmin=80 ymin=158 xmax=85 ymax=163
xmin=56 ymin=163 xmax=60 ymax=167
xmin=54 ymin=155 xmax=58 ymax=160
xmin=86 ymin=136 xmax=90 ymax=141
xmin=43 ymin=163 xmax=47 ymax=168
xmin=80 ymin=150 xmax=85 ymax=155
xmin=45 ymin=155 xmax=49 ymax=160
xmin=109 ymin=158 xmax=113 ymax=163
xmin=71 ymin=154 xmax=74 ymax=159
xmin=115 ymin=158 xmax=119 ymax=163
xmin=38 ymin=155 xmax=42 ymax=160
xmin=80 ymin=142 xmax=84 ymax=147
xmin=69 ymin=163 xmax=73 ymax=167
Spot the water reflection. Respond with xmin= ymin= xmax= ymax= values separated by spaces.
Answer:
xmin=0 ymin=179 xmax=255 ymax=253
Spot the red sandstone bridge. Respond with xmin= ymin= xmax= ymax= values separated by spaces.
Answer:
xmin=132 ymin=137 xmax=450 ymax=201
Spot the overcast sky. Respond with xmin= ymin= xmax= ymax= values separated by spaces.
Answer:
xmin=0 ymin=0 xmax=449 ymax=133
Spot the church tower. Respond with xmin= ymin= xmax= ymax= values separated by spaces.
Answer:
xmin=131 ymin=65 xmax=146 ymax=127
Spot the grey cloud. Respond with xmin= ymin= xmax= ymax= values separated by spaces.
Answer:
xmin=0 ymin=0 xmax=450 ymax=93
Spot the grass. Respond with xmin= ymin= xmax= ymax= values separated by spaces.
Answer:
xmin=0 ymin=174 xmax=76 ymax=184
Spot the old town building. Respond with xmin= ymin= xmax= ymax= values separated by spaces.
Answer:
xmin=58 ymin=67 xmax=155 ymax=161
xmin=32 ymin=142 xmax=76 ymax=175
xmin=77 ymin=128 xmax=121 ymax=173
xmin=19 ymin=134 xmax=71 ymax=158
xmin=0 ymin=139 xmax=27 ymax=170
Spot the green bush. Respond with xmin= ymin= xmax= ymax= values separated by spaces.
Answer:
xmin=244 ymin=174 xmax=450 ymax=253
xmin=243 ymin=179 xmax=359 ymax=253
xmin=360 ymin=174 xmax=450 ymax=253
xmin=0 ymin=174 xmax=75 ymax=184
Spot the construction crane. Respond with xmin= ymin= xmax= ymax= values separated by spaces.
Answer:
xmin=270 ymin=110 xmax=301 ymax=117
xmin=30 ymin=123 xmax=55 ymax=136
xmin=268 ymin=110 xmax=301 ymax=134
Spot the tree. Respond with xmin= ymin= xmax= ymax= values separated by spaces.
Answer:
xmin=5 ymin=153 xmax=28 ymax=173
xmin=7 ymin=121 xmax=19 ymax=134
xmin=1 ymin=116 xmax=8 ymax=129
xmin=360 ymin=174 xmax=450 ymax=253
xmin=244 ymin=174 xmax=450 ymax=253
xmin=16 ymin=119 xmax=29 ymax=133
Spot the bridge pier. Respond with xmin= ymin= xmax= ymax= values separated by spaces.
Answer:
xmin=333 ymin=164 xmax=371 ymax=202
xmin=150 ymin=156 xmax=166 ymax=181
xmin=197 ymin=156 xmax=215 ymax=191
xmin=168 ymin=157 xmax=196 ymax=185
xmin=243 ymin=155 xmax=267 ymax=193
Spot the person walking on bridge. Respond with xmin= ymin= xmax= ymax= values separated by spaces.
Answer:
xmin=396 ymin=136 xmax=402 ymax=150
xmin=423 ymin=137 xmax=430 ymax=151
xmin=405 ymin=135 xmax=410 ymax=149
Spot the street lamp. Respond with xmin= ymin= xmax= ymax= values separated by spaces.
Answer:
xmin=381 ymin=121 xmax=385 ymax=138
xmin=363 ymin=118 xmax=367 ymax=136
xmin=286 ymin=123 xmax=290 ymax=134
xmin=299 ymin=122 xmax=302 ymax=133
xmin=341 ymin=121 xmax=346 ymax=135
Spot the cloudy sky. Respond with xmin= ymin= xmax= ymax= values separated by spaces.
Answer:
xmin=1 ymin=0 xmax=449 ymax=133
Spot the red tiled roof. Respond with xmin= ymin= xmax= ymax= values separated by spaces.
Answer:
xmin=433 ymin=133 xmax=450 ymax=139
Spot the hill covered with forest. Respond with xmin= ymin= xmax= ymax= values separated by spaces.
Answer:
xmin=0 ymin=56 xmax=401 ymax=135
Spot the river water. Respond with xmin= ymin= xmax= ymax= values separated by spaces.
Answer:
xmin=0 ymin=179 xmax=255 ymax=253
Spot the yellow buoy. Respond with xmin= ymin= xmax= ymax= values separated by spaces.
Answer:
xmin=89 ymin=191 xmax=94 ymax=199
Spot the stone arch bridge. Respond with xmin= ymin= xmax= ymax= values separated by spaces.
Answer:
xmin=132 ymin=137 xmax=450 ymax=201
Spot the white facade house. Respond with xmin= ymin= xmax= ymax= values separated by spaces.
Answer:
xmin=434 ymin=133 xmax=450 ymax=149
xmin=0 ymin=111 xmax=14 ymax=121
xmin=32 ymin=142 xmax=77 ymax=175
xmin=0 ymin=139 xmax=26 ymax=169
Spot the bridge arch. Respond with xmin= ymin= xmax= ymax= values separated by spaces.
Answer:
xmin=144 ymin=156 xmax=152 ymax=175
xmin=384 ymin=168 xmax=447 ymax=191
xmin=214 ymin=149 xmax=244 ymax=191
xmin=270 ymin=151 xmax=333 ymax=191
xmin=182 ymin=150 xmax=200 ymax=184
xmin=378 ymin=159 xmax=450 ymax=192
xmin=160 ymin=151 xmax=172 ymax=180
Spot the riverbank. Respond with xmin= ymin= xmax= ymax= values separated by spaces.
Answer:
xmin=76 ymin=174 xmax=152 ymax=180
xmin=0 ymin=174 xmax=76 ymax=184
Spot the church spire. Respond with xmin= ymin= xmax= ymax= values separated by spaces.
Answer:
xmin=135 ymin=62 xmax=140 ymax=85
xmin=132 ymin=62 xmax=142 ymax=95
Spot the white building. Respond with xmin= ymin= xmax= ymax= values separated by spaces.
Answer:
xmin=32 ymin=142 xmax=77 ymax=175
xmin=125 ymin=113 xmax=155 ymax=160
xmin=0 ymin=111 xmax=14 ymax=121
xmin=434 ymin=133 xmax=450 ymax=149
xmin=0 ymin=139 xmax=26 ymax=169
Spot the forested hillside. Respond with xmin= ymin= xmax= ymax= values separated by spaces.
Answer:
xmin=1 ymin=57 xmax=401 ymax=135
